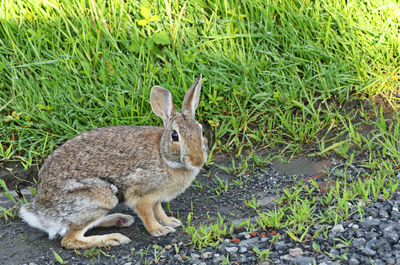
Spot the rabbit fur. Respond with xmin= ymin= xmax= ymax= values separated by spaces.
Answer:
xmin=20 ymin=75 xmax=208 ymax=249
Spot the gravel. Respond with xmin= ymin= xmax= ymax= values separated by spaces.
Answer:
xmin=63 ymin=184 xmax=399 ymax=265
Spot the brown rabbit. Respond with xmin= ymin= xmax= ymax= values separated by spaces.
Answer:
xmin=20 ymin=75 xmax=208 ymax=249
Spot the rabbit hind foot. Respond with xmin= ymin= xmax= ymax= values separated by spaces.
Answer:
xmin=61 ymin=227 xmax=131 ymax=249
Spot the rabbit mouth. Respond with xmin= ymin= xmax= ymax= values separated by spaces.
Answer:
xmin=183 ymin=154 xmax=205 ymax=169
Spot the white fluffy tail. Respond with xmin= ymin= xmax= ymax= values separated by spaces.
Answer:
xmin=20 ymin=203 xmax=69 ymax=239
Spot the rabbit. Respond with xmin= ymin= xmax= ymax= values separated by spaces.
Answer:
xmin=19 ymin=75 xmax=208 ymax=249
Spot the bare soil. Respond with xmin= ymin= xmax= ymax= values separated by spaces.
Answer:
xmin=0 ymin=154 xmax=337 ymax=265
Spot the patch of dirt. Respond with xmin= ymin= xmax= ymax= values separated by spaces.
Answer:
xmin=0 ymin=154 xmax=345 ymax=265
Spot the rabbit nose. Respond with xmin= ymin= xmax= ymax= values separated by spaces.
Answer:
xmin=187 ymin=154 xmax=205 ymax=167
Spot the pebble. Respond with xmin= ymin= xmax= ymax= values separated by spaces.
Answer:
xmin=352 ymin=238 xmax=366 ymax=248
xmin=360 ymin=217 xmax=381 ymax=229
xmin=293 ymin=256 xmax=314 ymax=265
xmin=365 ymin=231 xmax=379 ymax=240
xmin=330 ymin=224 xmax=345 ymax=233
xmin=329 ymin=248 xmax=339 ymax=257
xmin=239 ymin=247 xmax=247 ymax=253
xmin=238 ymin=237 xmax=259 ymax=247
xmin=274 ymin=241 xmax=287 ymax=251
xmin=238 ymin=232 xmax=251 ymax=239
xmin=384 ymin=231 xmax=399 ymax=243
xmin=386 ymin=258 xmax=396 ymax=265
xmin=348 ymin=257 xmax=360 ymax=265
xmin=361 ymin=247 xmax=377 ymax=256
xmin=190 ymin=253 xmax=200 ymax=259
xmin=201 ymin=252 xmax=212 ymax=259
xmin=225 ymin=247 xmax=238 ymax=254
xmin=289 ymin=247 xmax=303 ymax=257
xmin=173 ymin=254 xmax=182 ymax=262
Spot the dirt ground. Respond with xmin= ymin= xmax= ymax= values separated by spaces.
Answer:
xmin=0 ymin=155 xmax=336 ymax=265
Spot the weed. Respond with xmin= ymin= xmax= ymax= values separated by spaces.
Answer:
xmin=244 ymin=196 xmax=260 ymax=210
xmin=212 ymin=175 xmax=229 ymax=196
xmin=51 ymin=248 xmax=68 ymax=264
xmin=253 ymin=246 xmax=271 ymax=261
xmin=256 ymin=208 xmax=286 ymax=230
xmin=183 ymin=213 xmax=234 ymax=249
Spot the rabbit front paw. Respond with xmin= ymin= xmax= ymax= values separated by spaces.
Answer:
xmin=162 ymin=217 xmax=182 ymax=228
xmin=150 ymin=226 xmax=176 ymax=237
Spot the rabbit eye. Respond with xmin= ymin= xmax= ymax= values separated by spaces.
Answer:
xmin=171 ymin=130 xmax=179 ymax=142
xmin=202 ymin=127 xmax=205 ymax=136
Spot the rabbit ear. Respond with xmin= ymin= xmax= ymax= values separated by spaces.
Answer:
xmin=150 ymin=86 xmax=176 ymax=125
xmin=182 ymin=74 xmax=202 ymax=118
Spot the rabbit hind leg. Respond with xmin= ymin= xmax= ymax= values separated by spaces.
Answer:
xmin=61 ymin=217 xmax=131 ymax=249
xmin=61 ymin=185 xmax=131 ymax=249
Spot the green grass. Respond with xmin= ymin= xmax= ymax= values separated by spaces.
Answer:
xmin=1 ymin=0 xmax=400 ymax=257
xmin=1 ymin=0 xmax=399 ymax=162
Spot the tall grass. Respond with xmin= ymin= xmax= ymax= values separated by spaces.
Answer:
xmin=0 ymin=0 xmax=399 ymax=163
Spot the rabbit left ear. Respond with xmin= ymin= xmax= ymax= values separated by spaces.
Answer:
xmin=150 ymin=86 xmax=177 ymax=125
xmin=182 ymin=75 xmax=202 ymax=118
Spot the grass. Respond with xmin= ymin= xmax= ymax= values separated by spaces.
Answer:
xmin=1 ymin=0 xmax=399 ymax=162
xmin=1 ymin=0 xmax=400 ymax=260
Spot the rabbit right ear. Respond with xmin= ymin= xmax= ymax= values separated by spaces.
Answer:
xmin=150 ymin=86 xmax=176 ymax=125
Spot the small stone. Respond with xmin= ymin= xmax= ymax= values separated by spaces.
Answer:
xmin=360 ymin=218 xmax=381 ymax=229
xmin=238 ymin=237 xmax=259 ymax=247
xmin=289 ymin=247 xmax=303 ymax=257
xmin=231 ymin=238 xmax=241 ymax=243
xmin=365 ymin=231 xmax=379 ymax=240
xmin=348 ymin=257 xmax=360 ymax=265
xmin=355 ymin=229 xmax=365 ymax=238
xmin=213 ymin=255 xmax=226 ymax=264
xmin=379 ymin=210 xmax=389 ymax=218
xmin=384 ymin=231 xmax=399 ymax=243
xmin=293 ymin=256 xmax=315 ymax=265
xmin=372 ymin=259 xmax=385 ymax=265
xmin=238 ymin=232 xmax=251 ymax=239
xmin=281 ymin=254 xmax=293 ymax=261
xmin=352 ymin=238 xmax=366 ymax=249
xmin=174 ymin=254 xmax=183 ymax=262
xmin=225 ymin=247 xmax=238 ymax=254
xmin=274 ymin=241 xmax=287 ymax=251
xmin=386 ymin=258 xmax=396 ymax=265
xmin=201 ymin=252 xmax=212 ymax=259
xmin=217 ymin=239 xmax=230 ymax=251
xmin=391 ymin=211 xmax=400 ymax=221
xmin=190 ymin=253 xmax=200 ymax=259
xmin=123 ymin=263 xmax=132 ymax=265
xmin=361 ymin=247 xmax=376 ymax=257
xmin=331 ymin=224 xmax=345 ymax=233
xmin=239 ymin=247 xmax=247 ymax=253
xmin=330 ymin=248 xmax=339 ymax=257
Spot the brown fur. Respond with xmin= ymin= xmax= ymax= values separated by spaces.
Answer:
xmin=20 ymin=75 xmax=207 ymax=249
